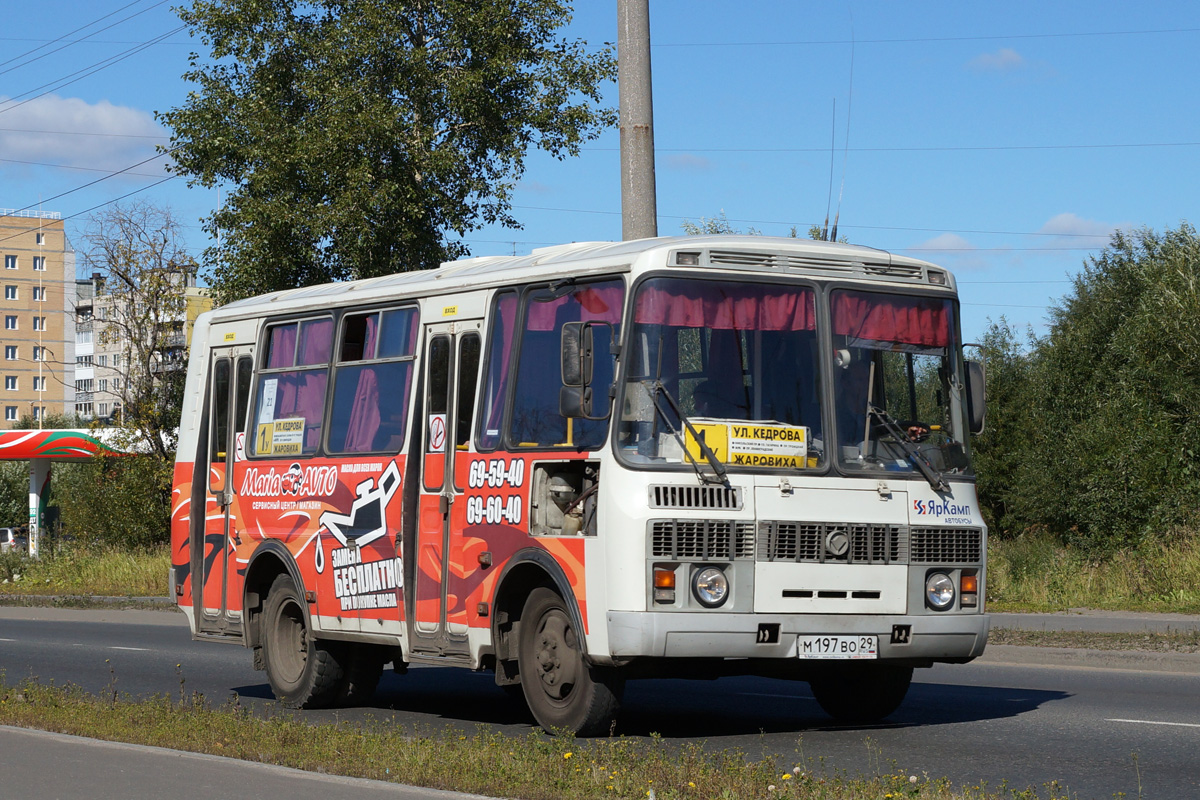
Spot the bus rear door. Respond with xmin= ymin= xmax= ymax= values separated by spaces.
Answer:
xmin=196 ymin=346 xmax=253 ymax=636
xmin=412 ymin=320 xmax=482 ymax=658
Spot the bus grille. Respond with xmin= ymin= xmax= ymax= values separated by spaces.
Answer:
xmin=910 ymin=527 xmax=983 ymax=564
xmin=649 ymin=484 xmax=743 ymax=510
xmin=650 ymin=519 xmax=756 ymax=560
xmin=758 ymin=521 xmax=907 ymax=564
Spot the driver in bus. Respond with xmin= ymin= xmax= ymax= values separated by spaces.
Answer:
xmin=835 ymin=350 xmax=929 ymax=446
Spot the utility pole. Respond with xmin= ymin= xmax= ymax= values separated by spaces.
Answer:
xmin=618 ymin=0 xmax=658 ymax=240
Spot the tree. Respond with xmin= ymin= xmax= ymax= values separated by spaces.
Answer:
xmin=1016 ymin=223 xmax=1200 ymax=551
xmin=79 ymin=201 xmax=198 ymax=463
xmin=161 ymin=0 xmax=617 ymax=303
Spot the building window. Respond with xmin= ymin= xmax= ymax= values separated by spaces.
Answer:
xmin=36 ymin=232 xmax=44 ymax=245
xmin=75 ymin=402 xmax=93 ymax=416
xmin=33 ymin=256 xmax=45 ymax=271
xmin=4 ymin=407 xmax=15 ymax=421
xmin=32 ymin=316 xmax=45 ymax=331
xmin=76 ymin=379 xmax=93 ymax=393
xmin=33 ymin=286 xmax=45 ymax=302
xmin=3 ymin=286 xmax=15 ymax=300
xmin=99 ymin=402 xmax=109 ymax=416
xmin=75 ymin=354 xmax=91 ymax=366
xmin=32 ymin=347 xmax=43 ymax=361
xmin=4 ymin=376 xmax=16 ymax=391
xmin=98 ymin=378 xmax=108 ymax=392
xmin=96 ymin=354 xmax=107 ymax=367
xmin=112 ymin=377 xmax=121 ymax=391
xmin=32 ymin=407 xmax=43 ymax=420
xmin=4 ymin=316 xmax=15 ymax=330
xmin=113 ymin=354 xmax=121 ymax=368
xmin=3 ymin=346 xmax=15 ymax=361
xmin=4 ymin=256 xmax=15 ymax=270
xmin=33 ymin=377 xmax=45 ymax=392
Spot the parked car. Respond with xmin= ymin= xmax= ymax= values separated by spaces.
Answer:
xmin=0 ymin=527 xmax=22 ymax=553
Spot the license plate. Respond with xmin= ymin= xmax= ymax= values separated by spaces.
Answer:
xmin=797 ymin=634 xmax=878 ymax=659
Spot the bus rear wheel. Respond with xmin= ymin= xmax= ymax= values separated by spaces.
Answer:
xmin=518 ymin=587 xmax=622 ymax=736
xmin=261 ymin=574 xmax=346 ymax=709
xmin=809 ymin=664 xmax=913 ymax=723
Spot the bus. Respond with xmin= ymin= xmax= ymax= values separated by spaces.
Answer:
xmin=171 ymin=235 xmax=988 ymax=735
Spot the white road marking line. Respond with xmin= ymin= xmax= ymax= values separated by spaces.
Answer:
xmin=1107 ymin=718 xmax=1200 ymax=729
xmin=109 ymin=646 xmax=150 ymax=652
xmin=0 ymin=637 xmax=14 ymax=641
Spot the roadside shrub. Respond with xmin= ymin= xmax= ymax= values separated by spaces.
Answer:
xmin=54 ymin=454 xmax=172 ymax=550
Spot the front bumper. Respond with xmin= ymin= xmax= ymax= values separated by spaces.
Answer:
xmin=606 ymin=610 xmax=989 ymax=662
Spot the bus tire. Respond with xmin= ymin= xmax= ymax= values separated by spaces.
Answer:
xmin=518 ymin=587 xmax=622 ymax=736
xmin=261 ymin=574 xmax=346 ymax=709
xmin=337 ymin=644 xmax=385 ymax=707
xmin=809 ymin=664 xmax=913 ymax=723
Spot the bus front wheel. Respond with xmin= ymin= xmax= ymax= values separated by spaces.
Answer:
xmin=808 ymin=664 xmax=913 ymax=723
xmin=518 ymin=587 xmax=622 ymax=736
xmin=261 ymin=574 xmax=346 ymax=708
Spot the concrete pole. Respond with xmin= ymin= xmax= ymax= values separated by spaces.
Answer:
xmin=28 ymin=459 xmax=49 ymax=559
xmin=618 ymin=0 xmax=658 ymax=240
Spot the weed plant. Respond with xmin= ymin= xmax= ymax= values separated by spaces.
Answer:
xmin=0 ymin=541 xmax=169 ymax=598
xmin=0 ymin=676 xmax=1077 ymax=800
xmin=987 ymin=533 xmax=1200 ymax=613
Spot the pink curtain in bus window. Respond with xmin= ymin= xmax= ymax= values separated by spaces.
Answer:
xmin=267 ymin=325 xmax=297 ymax=368
xmin=298 ymin=318 xmax=333 ymax=365
xmin=361 ymin=314 xmax=378 ymax=359
xmin=342 ymin=367 xmax=380 ymax=452
xmin=832 ymin=292 xmax=950 ymax=347
xmin=483 ymin=293 xmax=519 ymax=440
xmin=299 ymin=372 xmax=328 ymax=448
xmin=526 ymin=286 xmax=625 ymax=331
xmin=635 ymin=283 xmax=815 ymax=331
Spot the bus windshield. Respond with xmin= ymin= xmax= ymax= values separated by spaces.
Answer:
xmin=830 ymin=289 xmax=972 ymax=479
xmin=616 ymin=277 xmax=824 ymax=469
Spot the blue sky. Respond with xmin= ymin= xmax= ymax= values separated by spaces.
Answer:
xmin=2 ymin=1 xmax=1198 ymax=341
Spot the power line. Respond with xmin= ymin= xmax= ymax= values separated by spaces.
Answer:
xmin=0 ymin=126 xmax=168 ymax=140
xmin=0 ymin=175 xmax=174 ymax=246
xmin=651 ymin=26 xmax=1200 ymax=48
xmin=0 ymin=155 xmax=169 ymax=179
xmin=583 ymin=141 xmax=1200 ymax=153
xmin=2 ymin=147 xmax=178 ymax=220
xmin=0 ymin=25 xmax=185 ymax=117
xmin=511 ymin=204 xmax=1116 ymax=242
xmin=0 ymin=0 xmax=170 ymax=77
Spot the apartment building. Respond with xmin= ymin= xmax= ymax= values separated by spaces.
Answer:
xmin=0 ymin=211 xmax=75 ymax=427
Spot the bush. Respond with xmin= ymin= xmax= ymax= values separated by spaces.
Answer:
xmin=54 ymin=454 xmax=172 ymax=550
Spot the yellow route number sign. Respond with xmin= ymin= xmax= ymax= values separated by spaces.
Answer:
xmin=686 ymin=421 xmax=808 ymax=469
xmin=256 ymin=417 xmax=305 ymax=456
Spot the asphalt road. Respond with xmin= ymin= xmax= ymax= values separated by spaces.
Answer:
xmin=1 ymin=607 xmax=1198 ymax=800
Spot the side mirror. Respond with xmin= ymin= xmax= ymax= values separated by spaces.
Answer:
xmin=559 ymin=321 xmax=612 ymax=421
xmin=965 ymin=359 xmax=986 ymax=434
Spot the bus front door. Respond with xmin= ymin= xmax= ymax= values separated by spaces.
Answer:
xmin=412 ymin=320 xmax=482 ymax=658
xmin=196 ymin=347 xmax=253 ymax=636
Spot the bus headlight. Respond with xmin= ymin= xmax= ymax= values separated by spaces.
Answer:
xmin=692 ymin=566 xmax=729 ymax=608
xmin=925 ymin=572 xmax=955 ymax=610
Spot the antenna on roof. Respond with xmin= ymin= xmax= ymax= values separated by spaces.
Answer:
xmin=821 ymin=99 xmax=836 ymax=242
xmin=830 ymin=8 xmax=856 ymax=244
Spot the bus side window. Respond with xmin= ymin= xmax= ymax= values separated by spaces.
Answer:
xmin=456 ymin=333 xmax=481 ymax=448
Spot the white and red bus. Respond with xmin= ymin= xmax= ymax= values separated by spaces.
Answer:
xmin=171 ymin=235 xmax=989 ymax=735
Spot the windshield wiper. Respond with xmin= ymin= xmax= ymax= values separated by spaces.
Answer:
xmin=867 ymin=405 xmax=948 ymax=493
xmin=644 ymin=380 xmax=728 ymax=485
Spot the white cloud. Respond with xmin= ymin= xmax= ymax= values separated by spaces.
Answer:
xmin=666 ymin=153 xmax=713 ymax=172
xmin=905 ymin=233 xmax=991 ymax=271
xmin=967 ymin=48 xmax=1026 ymax=73
xmin=0 ymin=94 xmax=168 ymax=175
xmin=1037 ymin=212 xmax=1119 ymax=243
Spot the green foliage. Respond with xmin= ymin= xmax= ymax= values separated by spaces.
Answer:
xmin=162 ymin=0 xmax=617 ymax=303
xmin=970 ymin=319 xmax=1038 ymax=535
xmin=975 ymin=224 xmax=1200 ymax=552
xmin=0 ymin=463 xmax=29 ymax=528
xmin=54 ymin=456 xmax=173 ymax=549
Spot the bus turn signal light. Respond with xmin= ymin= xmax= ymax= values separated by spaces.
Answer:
xmin=654 ymin=568 xmax=676 ymax=604
xmin=960 ymin=574 xmax=978 ymax=607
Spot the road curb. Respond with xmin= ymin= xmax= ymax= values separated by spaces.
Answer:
xmin=978 ymin=643 xmax=1200 ymax=674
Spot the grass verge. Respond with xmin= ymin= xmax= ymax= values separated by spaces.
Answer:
xmin=986 ymin=534 xmax=1200 ymax=614
xmin=0 ymin=677 xmax=1075 ymax=800
xmin=988 ymin=628 xmax=1200 ymax=653
xmin=0 ymin=543 xmax=169 ymax=599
